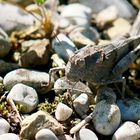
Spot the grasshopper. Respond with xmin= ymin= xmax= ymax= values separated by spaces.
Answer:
xmin=65 ymin=34 xmax=140 ymax=97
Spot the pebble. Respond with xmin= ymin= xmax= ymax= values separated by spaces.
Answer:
xmin=112 ymin=121 xmax=140 ymax=140
xmin=19 ymin=39 xmax=50 ymax=67
xmin=74 ymin=128 xmax=98 ymax=140
xmin=95 ymin=87 xmax=117 ymax=103
xmin=52 ymin=33 xmax=77 ymax=62
xmin=0 ymin=28 xmax=11 ymax=58
xmin=0 ymin=2 xmax=37 ymax=34
xmin=105 ymin=18 xmax=131 ymax=39
xmin=78 ymin=0 xmax=136 ymax=19
xmin=117 ymin=99 xmax=140 ymax=121
xmin=92 ymin=100 xmax=121 ymax=135
xmin=0 ymin=133 xmax=20 ymax=140
xmin=3 ymin=68 xmax=53 ymax=94
xmin=20 ymin=111 xmax=64 ymax=140
xmin=35 ymin=129 xmax=58 ymax=140
xmin=55 ymin=102 xmax=73 ymax=121
xmin=7 ymin=83 xmax=39 ymax=113
xmin=61 ymin=3 xmax=92 ymax=27
xmin=138 ymin=119 xmax=140 ymax=126
xmin=0 ymin=117 xmax=10 ymax=135
xmin=68 ymin=26 xmax=99 ymax=48
xmin=0 ymin=77 xmax=3 ymax=83
xmin=53 ymin=77 xmax=94 ymax=103
xmin=95 ymin=5 xmax=118 ymax=29
xmin=0 ymin=60 xmax=19 ymax=75
xmin=73 ymin=93 xmax=89 ymax=118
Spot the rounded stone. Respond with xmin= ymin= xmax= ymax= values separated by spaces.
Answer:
xmin=0 ymin=133 xmax=20 ymax=140
xmin=117 ymin=99 xmax=140 ymax=121
xmin=35 ymin=129 xmax=58 ymax=140
xmin=112 ymin=121 xmax=140 ymax=140
xmin=52 ymin=33 xmax=77 ymax=62
xmin=3 ymin=68 xmax=53 ymax=94
xmin=0 ymin=117 xmax=10 ymax=135
xmin=92 ymin=100 xmax=121 ymax=135
xmin=95 ymin=87 xmax=117 ymax=103
xmin=7 ymin=83 xmax=39 ymax=113
xmin=73 ymin=93 xmax=89 ymax=117
xmin=55 ymin=102 xmax=73 ymax=121
xmin=74 ymin=128 xmax=98 ymax=140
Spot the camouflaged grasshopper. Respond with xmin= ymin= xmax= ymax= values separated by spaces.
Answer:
xmin=65 ymin=34 xmax=140 ymax=97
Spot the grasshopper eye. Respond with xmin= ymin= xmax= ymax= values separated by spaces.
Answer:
xmin=77 ymin=58 xmax=85 ymax=67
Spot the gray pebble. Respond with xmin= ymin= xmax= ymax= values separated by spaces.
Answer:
xmin=74 ymin=128 xmax=98 ymax=140
xmin=0 ymin=60 xmax=19 ymax=75
xmin=61 ymin=3 xmax=92 ymax=27
xmin=0 ymin=117 xmax=10 ymax=135
xmin=3 ymin=68 xmax=53 ymax=94
xmin=69 ymin=26 xmax=99 ymax=47
xmin=52 ymin=33 xmax=77 ymax=62
xmin=7 ymin=83 xmax=39 ymax=113
xmin=78 ymin=0 xmax=136 ymax=19
xmin=117 ymin=99 xmax=140 ymax=121
xmin=0 ymin=133 xmax=20 ymax=140
xmin=95 ymin=87 xmax=117 ymax=103
xmin=0 ymin=28 xmax=11 ymax=58
xmin=0 ymin=77 xmax=3 ymax=83
xmin=35 ymin=129 xmax=58 ymax=140
xmin=73 ymin=93 xmax=89 ymax=118
xmin=0 ymin=3 xmax=37 ymax=34
xmin=93 ymin=100 xmax=121 ymax=135
xmin=112 ymin=121 xmax=140 ymax=140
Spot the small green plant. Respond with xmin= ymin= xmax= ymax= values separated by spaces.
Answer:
xmin=35 ymin=0 xmax=46 ymax=5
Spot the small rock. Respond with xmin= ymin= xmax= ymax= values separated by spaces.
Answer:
xmin=0 ymin=133 xmax=20 ymax=140
xmin=52 ymin=33 xmax=77 ymax=62
xmin=95 ymin=5 xmax=118 ymax=29
xmin=74 ymin=128 xmax=98 ymax=140
xmin=0 ymin=28 xmax=11 ymax=58
xmin=0 ymin=60 xmax=19 ymax=75
xmin=0 ymin=77 xmax=3 ymax=83
xmin=0 ymin=117 xmax=10 ymax=135
xmin=7 ymin=83 xmax=39 ymax=113
xmin=0 ymin=2 xmax=37 ymax=34
xmin=58 ymin=18 xmax=71 ymax=29
xmin=138 ymin=120 xmax=140 ymax=126
xmin=54 ymin=77 xmax=94 ymax=104
xmin=112 ymin=121 xmax=140 ymax=140
xmin=69 ymin=26 xmax=99 ymax=48
xmin=19 ymin=39 xmax=50 ymax=67
xmin=3 ymin=68 xmax=53 ymax=94
xmin=117 ymin=99 xmax=140 ymax=121
xmin=35 ymin=129 xmax=58 ymax=140
xmin=105 ymin=18 xmax=131 ymax=39
xmin=78 ymin=0 xmax=136 ymax=19
xmin=20 ymin=111 xmax=64 ymax=140
xmin=92 ymin=100 xmax=121 ymax=135
xmin=95 ymin=87 xmax=117 ymax=103
xmin=73 ymin=93 xmax=89 ymax=118
xmin=61 ymin=3 xmax=92 ymax=27
xmin=55 ymin=102 xmax=73 ymax=121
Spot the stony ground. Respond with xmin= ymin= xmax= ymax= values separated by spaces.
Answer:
xmin=1 ymin=0 xmax=140 ymax=140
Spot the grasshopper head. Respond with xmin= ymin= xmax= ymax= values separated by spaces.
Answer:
xmin=65 ymin=56 xmax=86 ymax=82
xmin=65 ymin=45 xmax=105 ymax=83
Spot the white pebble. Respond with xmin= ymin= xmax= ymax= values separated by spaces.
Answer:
xmin=112 ymin=121 xmax=140 ymax=140
xmin=73 ymin=93 xmax=89 ymax=117
xmin=0 ymin=117 xmax=10 ymax=135
xmin=55 ymin=103 xmax=73 ymax=121
xmin=7 ymin=83 xmax=39 ymax=113
xmin=35 ymin=129 xmax=58 ymax=140
xmin=0 ymin=133 xmax=20 ymax=140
